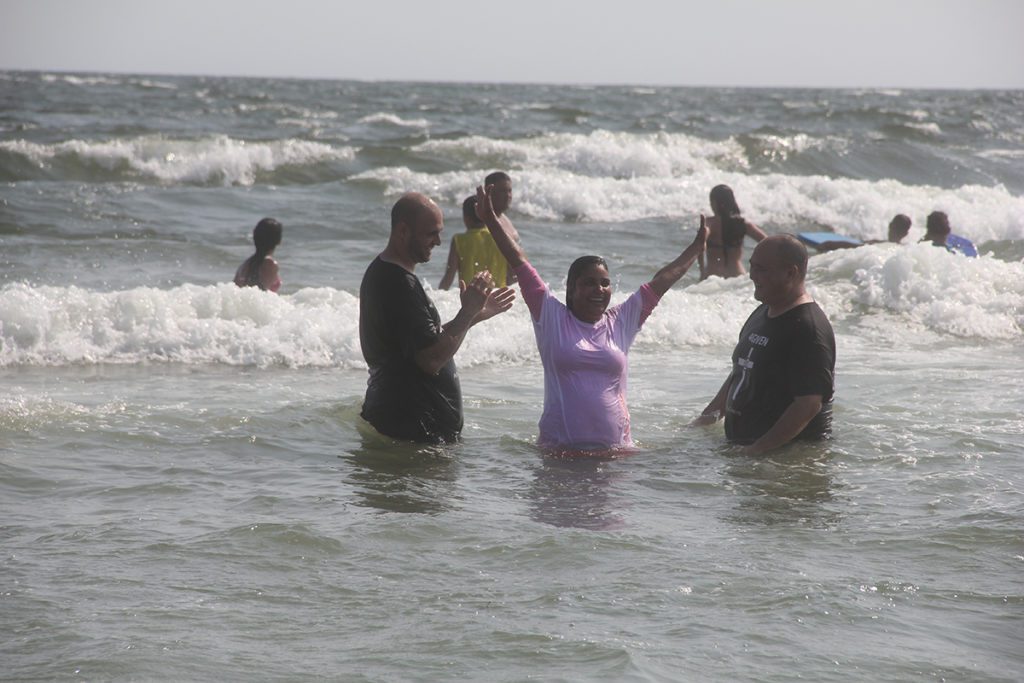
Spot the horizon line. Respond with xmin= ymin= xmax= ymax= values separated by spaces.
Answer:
xmin=4 ymin=67 xmax=1023 ymax=92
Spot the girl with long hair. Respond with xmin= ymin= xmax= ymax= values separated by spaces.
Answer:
xmin=234 ymin=218 xmax=283 ymax=292
xmin=699 ymin=185 xmax=766 ymax=280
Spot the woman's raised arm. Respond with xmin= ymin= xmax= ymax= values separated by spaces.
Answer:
xmin=649 ymin=214 xmax=708 ymax=297
xmin=476 ymin=185 xmax=526 ymax=269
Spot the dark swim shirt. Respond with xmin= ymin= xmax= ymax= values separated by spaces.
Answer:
xmin=724 ymin=301 xmax=836 ymax=445
xmin=359 ymin=257 xmax=462 ymax=443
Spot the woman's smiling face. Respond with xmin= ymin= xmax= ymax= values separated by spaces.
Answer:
xmin=569 ymin=263 xmax=612 ymax=323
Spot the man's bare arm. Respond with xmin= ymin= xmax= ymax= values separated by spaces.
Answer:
xmin=741 ymin=395 xmax=823 ymax=455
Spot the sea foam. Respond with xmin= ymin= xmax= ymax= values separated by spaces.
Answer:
xmin=356 ymin=167 xmax=1024 ymax=244
xmin=0 ymin=283 xmax=363 ymax=368
xmin=813 ymin=242 xmax=1024 ymax=340
xmin=3 ymin=245 xmax=1019 ymax=370
xmin=349 ymin=131 xmax=1024 ymax=242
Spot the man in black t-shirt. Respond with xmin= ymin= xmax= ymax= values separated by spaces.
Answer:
xmin=359 ymin=192 xmax=515 ymax=443
xmin=696 ymin=234 xmax=836 ymax=455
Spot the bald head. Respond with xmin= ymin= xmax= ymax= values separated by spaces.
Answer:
xmin=757 ymin=234 xmax=808 ymax=278
xmin=749 ymin=233 xmax=810 ymax=310
xmin=385 ymin=192 xmax=444 ymax=269
xmin=391 ymin=192 xmax=441 ymax=232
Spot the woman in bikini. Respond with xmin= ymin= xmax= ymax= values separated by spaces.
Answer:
xmin=698 ymin=185 xmax=766 ymax=280
xmin=234 ymin=217 xmax=283 ymax=293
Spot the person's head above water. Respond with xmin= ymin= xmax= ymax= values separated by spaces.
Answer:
xmin=709 ymin=184 xmax=741 ymax=218
xmin=565 ymin=255 xmax=611 ymax=324
xmin=888 ymin=214 xmax=912 ymax=243
xmin=749 ymin=234 xmax=808 ymax=308
xmin=389 ymin=192 xmax=444 ymax=266
xmin=462 ymin=195 xmax=484 ymax=229
xmin=484 ymin=171 xmax=513 ymax=215
xmin=924 ymin=211 xmax=951 ymax=244
xmin=252 ymin=217 xmax=283 ymax=256
xmin=709 ymin=184 xmax=749 ymax=248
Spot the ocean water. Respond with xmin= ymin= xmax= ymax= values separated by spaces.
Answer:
xmin=2 ymin=72 xmax=1023 ymax=681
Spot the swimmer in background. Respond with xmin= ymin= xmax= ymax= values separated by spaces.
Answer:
xmin=699 ymin=184 xmax=767 ymax=280
xmin=922 ymin=210 xmax=977 ymax=256
xmin=922 ymin=210 xmax=952 ymax=246
xmin=884 ymin=214 xmax=913 ymax=243
xmin=234 ymin=217 xmax=283 ymax=292
xmin=439 ymin=195 xmax=514 ymax=290
xmin=812 ymin=214 xmax=912 ymax=252
xmin=477 ymin=171 xmax=520 ymax=283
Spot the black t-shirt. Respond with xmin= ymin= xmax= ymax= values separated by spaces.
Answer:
xmin=724 ymin=302 xmax=836 ymax=445
xmin=359 ymin=257 xmax=462 ymax=443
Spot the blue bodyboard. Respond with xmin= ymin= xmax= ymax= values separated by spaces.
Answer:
xmin=797 ymin=232 xmax=863 ymax=247
xmin=946 ymin=233 xmax=978 ymax=257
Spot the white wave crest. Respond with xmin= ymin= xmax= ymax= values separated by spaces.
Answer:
xmin=0 ymin=135 xmax=356 ymax=185
xmin=41 ymin=73 xmax=122 ymax=87
xmin=416 ymin=131 xmax=747 ymax=179
xmin=357 ymin=112 xmax=429 ymax=128
xmin=3 ymin=246 xmax=1020 ymax=372
xmin=356 ymin=130 xmax=1024 ymax=239
xmin=905 ymin=122 xmax=942 ymax=135
xmin=747 ymin=132 xmax=849 ymax=161
xmin=0 ymin=277 xmax=758 ymax=370
xmin=0 ymin=283 xmax=364 ymax=368
xmin=0 ymin=282 xmax=550 ymax=369
xmin=353 ymin=160 xmax=1024 ymax=241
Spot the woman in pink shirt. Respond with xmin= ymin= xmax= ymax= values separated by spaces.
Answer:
xmin=234 ymin=217 xmax=283 ymax=293
xmin=475 ymin=185 xmax=707 ymax=452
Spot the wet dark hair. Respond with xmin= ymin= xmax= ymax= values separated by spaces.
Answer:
xmin=565 ymin=255 xmax=608 ymax=313
xmin=253 ymin=217 xmax=283 ymax=256
xmin=888 ymin=214 xmax=912 ymax=241
xmin=926 ymin=211 xmax=950 ymax=234
xmin=891 ymin=214 xmax=912 ymax=231
xmin=243 ymin=217 xmax=283 ymax=289
xmin=462 ymin=195 xmax=483 ymax=228
xmin=710 ymin=184 xmax=746 ymax=248
xmin=485 ymin=171 xmax=511 ymax=186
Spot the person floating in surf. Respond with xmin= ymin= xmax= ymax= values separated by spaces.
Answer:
xmin=923 ymin=210 xmax=977 ymax=257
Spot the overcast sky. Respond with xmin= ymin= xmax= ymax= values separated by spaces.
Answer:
xmin=3 ymin=0 xmax=1023 ymax=88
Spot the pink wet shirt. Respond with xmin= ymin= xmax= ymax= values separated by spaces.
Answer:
xmin=515 ymin=262 xmax=660 ymax=450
